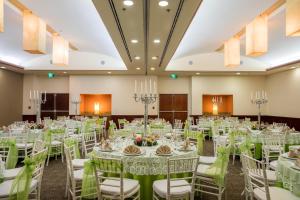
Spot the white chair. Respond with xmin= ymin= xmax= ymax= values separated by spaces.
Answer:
xmin=0 ymin=148 xmax=47 ymax=200
xmin=153 ymin=157 xmax=199 ymax=200
xmin=262 ymin=135 xmax=284 ymax=169
xmin=82 ymin=131 xmax=97 ymax=158
xmin=46 ymin=131 xmax=65 ymax=166
xmin=240 ymin=154 xmax=299 ymax=200
xmin=93 ymin=156 xmax=140 ymax=200
xmin=64 ymin=145 xmax=83 ymax=200
xmin=2 ymin=140 xmax=46 ymax=181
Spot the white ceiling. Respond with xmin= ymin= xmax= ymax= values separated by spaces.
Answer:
xmin=1 ymin=0 xmax=300 ymax=73
xmin=168 ymin=0 xmax=300 ymax=72
xmin=0 ymin=0 xmax=125 ymax=70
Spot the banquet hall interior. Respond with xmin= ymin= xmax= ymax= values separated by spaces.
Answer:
xmin=1 ymin=0 xmax=300 ymax=199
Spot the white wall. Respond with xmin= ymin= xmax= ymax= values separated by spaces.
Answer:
xmin=191 ymin=76 xmax=266 ymax=115
xmin=23 ymin=75 xmax=69 ymax=114
xmin=69 ymin=76 xmax=158 ymax=115
xmin=266 ymin=68 xmax=300 ymax=118
xmin=22 ymin=71 xmax=300 ymax=118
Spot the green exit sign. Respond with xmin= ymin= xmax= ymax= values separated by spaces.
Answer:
xmin=48 ymin=72 xmax=55 ymax=79
xmin=169 ymin=73 xmax=178 ymax=79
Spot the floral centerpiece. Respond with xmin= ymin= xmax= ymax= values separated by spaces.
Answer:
xmin=134 ymin=134 xmax=158 ymax=146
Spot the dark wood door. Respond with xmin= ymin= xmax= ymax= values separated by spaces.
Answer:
xmin=41 ymin=93 xmax=69 ymax=119
xmin=159 ymin=94 xmax=188 ymax=124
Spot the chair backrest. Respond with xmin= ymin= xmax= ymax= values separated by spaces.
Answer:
xmin=31 ymin=148 xmax=48 ymax=183
xmin=83 ymin=132 xmax=97 ymax=157
xmin=262 ymin=135 xmax=284 ymax=150
xmin=32 ymin=140 xmax=46 ymax=155
xmin=240 ymin=154 xmax=271 ymax=200
xmin=213 ymin=135 xmax=228 ymax=156
xmin=166 ymin=157 xmax=199 ymax=198
xmin=64 ymin=145 xmax=78 ymax=194
xmin=93 ymin=156 xmax=124 ymax=199
xmin=0 ymin=137 xmax=15 ymax=163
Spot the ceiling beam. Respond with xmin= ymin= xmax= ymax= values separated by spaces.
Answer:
xmin=7 ymin=0 xmax=78 ymax=51
xmin=215 ymin=0 xmax=286 ymax=52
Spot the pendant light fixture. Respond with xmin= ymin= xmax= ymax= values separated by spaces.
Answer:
xmin=23 ymin=10 xmax=46 ymax=54
xmin=246 ymin=15 xmax=268 ymax=56
xmin=52 ymin=34 xmax=69 ymax=66
xmin=224 ymin=37 xmax=240 ymax=67
xmin=0 ymin=0 xmax=3 ymax=32
xmin=286 ymin=0 xmax=300 ymax=36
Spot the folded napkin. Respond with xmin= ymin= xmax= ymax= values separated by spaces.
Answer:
xmin=288 ymin=150 xmax=299 ymax=158
xmin=296 ymin=159 xmax=300 ymax=167
xmin=181 ymin=138 xmax=191 ymax=150
xmin=123 ymin=145 xmax=141 ymax=154
xmin=156 ymin=145 xmax=172 ymax=155
xmin=101 ymin=140 xmax=112 ymax=151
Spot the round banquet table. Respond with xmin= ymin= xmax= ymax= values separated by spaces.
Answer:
xmin=276 ymin=154 xmax=300 ymax=197
xmin=93 ymin=140 xmax=198 ymax=200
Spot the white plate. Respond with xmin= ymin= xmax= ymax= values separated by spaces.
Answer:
xmin=281 ymin=153 xmax=298 ymax=160
xmin=99 ymin=148 xmax=113 ymax=152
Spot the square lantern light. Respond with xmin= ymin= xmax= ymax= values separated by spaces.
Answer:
xmin=0 ymin=0 xmax=4 ymax=32
xmin=23 ymin=10 xmax=46 ymax=54
xmin=246 ymin=15 xmax=268 ymax=56
xmin=52 ymin=34 xmax=69 ymax=66
xmin=224 ymin=37 xmax=240 ymax=67
xmin=286 ymin=0 xmax=300 ymax=36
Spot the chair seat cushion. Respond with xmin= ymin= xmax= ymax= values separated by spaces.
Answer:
xmin=51 ymin=140 xmax=62 ymax=146
xmin=250 ymin=170 xmax=276 ymax=182
xmin=16 ymin=143 xmax=33 ymax=149
xmin=101 ymin=178 xmax=139 ymax=196
xmin=199 ymin=156 xmax=217 ymax=165
xmin=72 ymin=159 xmax=89 ymax=168
xmin=3 ymin=167 xmax=22 ymax=180
xmin=0 ymin=179 xmax=37 ymax=197
xmin=73 ymin=169 xmax=84 ymax=180
xmin=196 ymin=164 xmax=211 ymax=176
xmin=153 ymin=179 xmax=191 ymax=198
xmin=254 ymin=186 xmax=299 ymax=200
xmin=270 ymin=160 xmax=278 ymax=170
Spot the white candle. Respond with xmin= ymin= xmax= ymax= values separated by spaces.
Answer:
xmin=265 ymin=91 xmax=267 ymax=100
xmin=134 ymin=80 xmax=137 ymax=93
xmin=256 ymin=91 xmax=258 ymax=100
xmin=145 ymin=79 xmax=147 ymax=94
xmin=141 ymin=82 xmax=143 ymax=95
xmin=149 ymin=79 xmax=152 ymax=93
xmin=250 ymin=92 xmax=253 ymax=101
xmin=30 ymin=90 xmax=32 ymax=100
xmin=44 ymin=91 xmax=47 ymax=101
xmin=154 ymin=81 xmax=156 ymax=92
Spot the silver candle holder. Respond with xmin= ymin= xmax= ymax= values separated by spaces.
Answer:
xmin=71 ymin=97 xmax=81 ymax=115
xmin=29 ymin=90 xmax=47 ymax=123
xmin=133 ymin=79 xmax=158 ymax=136
xmin=251 ymin=90 xmax=268 ymax=128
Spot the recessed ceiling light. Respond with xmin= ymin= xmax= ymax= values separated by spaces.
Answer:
xmin=135 ymin=56 xmax=141 ymax=60
xmin=136 ymin=67 xmax=141 ymax=70
xmin=107 ymin=71 xmax=111 ymax=74
xmin=152 ymin=56 xmax=158 ymax=60
xmin=153 ymin=39 xmax=160 ymax=44
xmin=196 ymin=72 xmax=200 ymax=75
xmin=63 ymin=71 xmax=67 ymax=74
xmin=290 ymin=66 xmax=296 ymax=69
xmin=236 ymin=72 xmax=241 ymax=75
xmin=131 ymin=39 xmax=138 ymax=44
xmin=150 ymin=67 xmax=155 ymax=71
xmin=158 ymin=0 xmax=168 ymax=7
xmin=123 ymin=0 xmax=134 ymax=6
xmin=0 ymin=66 xmax=6 ymax=69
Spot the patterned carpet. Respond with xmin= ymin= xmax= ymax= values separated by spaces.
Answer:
xmin=41 ymin=140 xmax=245 ymax=200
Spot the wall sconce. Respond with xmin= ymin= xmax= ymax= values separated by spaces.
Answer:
xmin=94 ymin=102 xmax=100 ymax=115
xmin=212 ymin=104 xmax=218 ymax=115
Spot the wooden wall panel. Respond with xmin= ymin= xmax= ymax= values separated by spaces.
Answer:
xmin=159 ymin=112 xmax=173 ymax=123
xmin=173 ymin=94 xmax=188 ymax=111
xmin=41 ymin=93 xmax=54 ymax=111
xmin=56 ymin=94 xmax=69 ymax=111
xmin=159 ymin=94 xmax=173 ymax=111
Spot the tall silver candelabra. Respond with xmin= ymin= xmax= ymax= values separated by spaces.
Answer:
xmin=29 ymin=90 xmax=47 ymax=123
xmin=71 ymin=98 xmax=81 ymax=115
xmin=133 ymin=78 xmax=157 ymax=136
xmin=251 ymin=91 xmax=268 ymax=128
